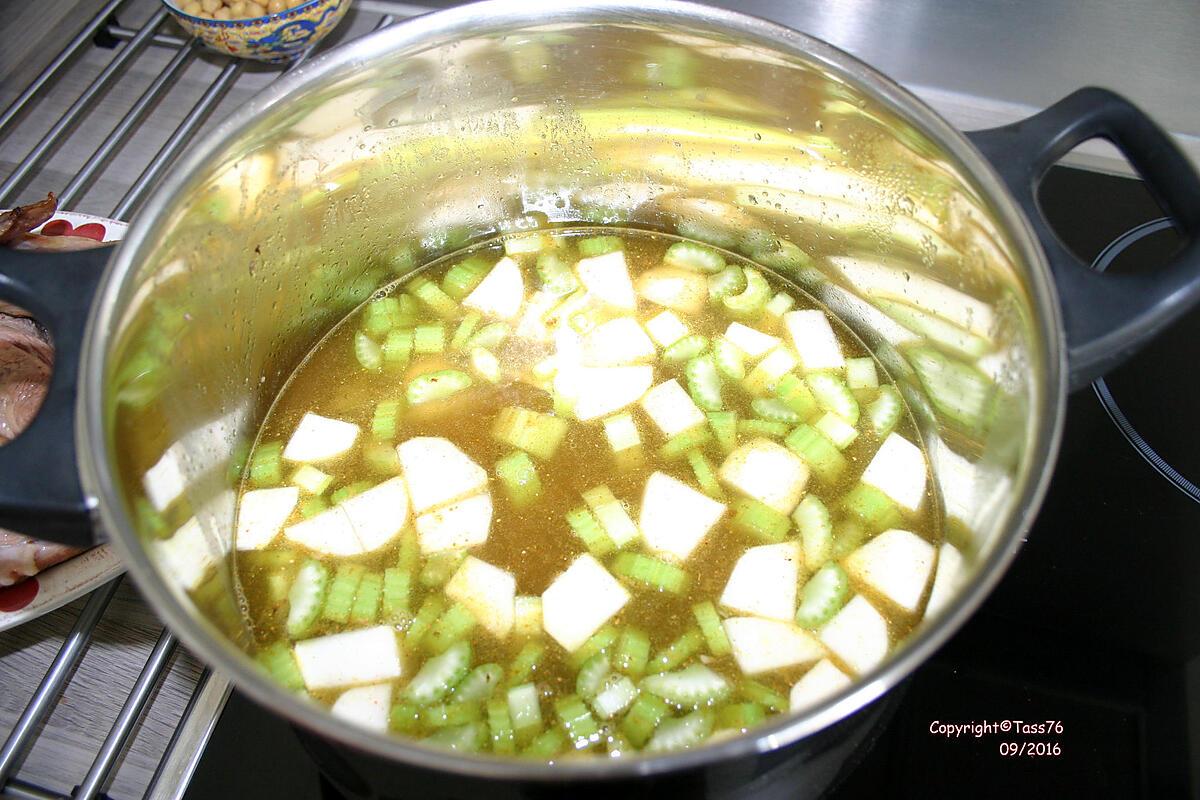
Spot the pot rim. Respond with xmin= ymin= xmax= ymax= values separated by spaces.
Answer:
xmin=80 ymin=0 xmax=1067 ymax=780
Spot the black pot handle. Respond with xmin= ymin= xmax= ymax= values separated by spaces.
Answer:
xmin=0 ymin=244 xmax=108 ymax=547
xmin=966 ymin=87 xmax=1200 ymax=390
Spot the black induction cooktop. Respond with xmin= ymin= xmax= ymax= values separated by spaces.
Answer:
xmin=184 ymin=167 xmax=1200 ymax=800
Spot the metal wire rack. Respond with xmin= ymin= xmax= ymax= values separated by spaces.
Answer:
xmin=0 ymin=2 xmax=428 ymax=797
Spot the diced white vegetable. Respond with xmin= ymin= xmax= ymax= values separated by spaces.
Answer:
xmin=644 ymin=310 xmax=689 ymax=348
xmin=724 ymin=322 xmax=780 ymax=359
xmin=719 ymin=439 xmax=810 ymax=515
xmin=813 ymin=413 xmax=858 ymax=450
xmin=507 ymin=683 xmax=542 ymax=731
xmin=845 ymin=358 xmax=879 ymax=390
xmin=925 ymin=542 xmax=965 ymax=617
xmin=152 ymin=517 xmax=225 ymax=591
xmin=557 ymin=365 xmax=653 ymax=421
xmin=602 ymin=413 xmax=641 ymax=453
xmin=236 ymin=487 xmax=299 ymax=551
xmin=784 ymin=309 xmax=846 ymax=372
xmin=719 ymin=542 xmax=801 ymax=622
xmin=860 ymin=433 xmax=927 ymax=514
xmin=284 ymin=506 xmax=359 ymax=556
xmin=584 ymin=487 xmax=640 ymax=547
xmin=340 ymin=477 xmax=410 ymax=553
xmin=592 ymin=675 xmax=640 ymax=719
xmin=504 ymin=232 xmax=549 ymax=255
xmin=514 ymin=595 xmax=542 ymax=637
xmin=396 ymin=437 xmax=488 ymax=514
xmin=640 ymin=379 xmax=706 ymax=438
xmin=470 ymin=347 xmax=502 ymax=383
xmin=462 ymin=256 xmax=524 ymax=320
xmin=581 ymin=317 xmax=656 ymax=366
xmin=282 ymin=413 xmax=360 ymax=463
xmin=639 ymin=471 xmax=727 ymax=561
xmin=445 ymin=556 xmax=516 ymax=638
xmin=541 ymin=554 xmax=630 ymax=652
xmin=635 ymin=267 xmax=708 ymax=314
xmin=577 ymin=250 xmax=636 ymax=310
xmin=514 ymin=290 xmax=564 ymax=343
xmin=819 ymin=595 xmax=889 ymax=675
xmin=723 ymin=617 xmax=824 ymax=675
xmin=744 ymin=347 xmax=799 ymax=395
xmin=143 ymin=446 xmax=187 ymax=512
xmin=293 ymin=626 xmax=403 ymax=690
xmin=331 ymin=684 xmax=392 ymax=732
xmin=844 ymin=529 xmax=935 ymax=613
xmin=789 ymin=660 xmax=851 ymax=712
xmin=415 ymin=493 xmax=493 ymax=554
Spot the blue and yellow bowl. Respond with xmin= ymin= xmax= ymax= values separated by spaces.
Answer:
xmin=164 ymin=0 xmax=351 ymax=63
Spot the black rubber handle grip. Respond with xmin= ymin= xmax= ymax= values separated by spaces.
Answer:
xmin=0 ymin=244 xmax=107 ymax=547
xmin=967 ymin=87 xmax=1200 ymax=390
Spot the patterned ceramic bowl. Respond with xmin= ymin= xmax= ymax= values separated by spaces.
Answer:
xmin=164 ymin=0 xmax=351 ymax=63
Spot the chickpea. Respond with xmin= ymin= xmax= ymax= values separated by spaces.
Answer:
xmin=229 ymin=1 xmax=247 ymax=16
xmin=181 ymin=0 xmax=201 ymax=14
xmin=200 ymin=0 xmax=220 ymax=13
xmin=267 ymin=0 xmax=285 ymax=12
xmin=196 ymin=9 xmax=213 ymax=18
xmin=213 ymin=6 xmax=231 ymax=19
xmin=247 ymin=0 xmax=267 ymax=15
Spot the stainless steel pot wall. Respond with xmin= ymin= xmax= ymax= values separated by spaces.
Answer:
xmin=3 ymin=0 xmax=1198 ymax=783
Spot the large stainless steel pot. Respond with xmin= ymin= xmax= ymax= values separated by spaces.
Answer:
xmin=4 ymin=0 xmax=1200 ymax=790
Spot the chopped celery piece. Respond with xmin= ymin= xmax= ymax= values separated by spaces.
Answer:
xmin=842 ymin=482 xmax=903 ymax=531
xmin=642 ymin=663 xmax=729 ymax=707
xmin=784 ymin=424 xmax=848 ymax=484
xmin=420 ymin=550 xmax=467 ymax=588
xmin=867 ymin=385 xmax=902 ymax=437
xmin=556 ymin=694 xmax=602 ymax=749
xmin=877 ymin=298 xmax=991 ymax=359
xmin=582 ymin=486 xmax=639 ymax=547
xmin=566 ymin=506 xmax=616 ymax=557
xmin=807 ymin=372 xmax=859 ymax=425
xmin=737 ymin=418 xmax=790 ymax=439
xmin=363 ymin=297 xmax=403 ymax=337
xmin=455 ymin=663 xmax=504 ymax=703
xmin=354 ymin=331 xmax=383 ymax=371
xmin=751 ymin=397 xmax=801 ymax=424
xmin=390 ymin=702 xmax=422 ymax=734
xmin=413 ymin=323 xmax=446 ymax=354
xmin=508 ymin=681 xmax=544 ymax=735
xmin=577 ymin=235 xmax=624 ymax=257
xmin=407 ymin=369 xmax=473 ymax=405
xmin=321 ymin=563 xmax=365 ymax=624
xmin=718 ymin=702 xmax=766 ymax=731
xmin=506 ymin=232 xmax=550 ymax=254
xmin=908 ymin=346 xmax=994 ymax=431
xmin=393 ymin=293 xmax=420 ymax=324
xmin=592 ymin=674 xmax=640 ymax=720
xmin=831 ymin=518 xmax=868 ymax=560
xmin=602 ymin=413 xmax=641 ymax=453
xmin=692 ymin=601 xmax=731 ymax=656
xmin=730 ymin=497 xmax=791 ymax=543
xmin=793 ymin=495 xmax=833 ymax=567
xmin=422 ymin=701 xmax=484 ymax=728
xmin=466 ymin=321 xmax=510 ymax=351
xmin=496 ymin=450 xmax=543 ymax=509
xmin=707 ymin=411 xmax=738 ymax=454
xmin=649 ymin=630 xmax=704 ymax=673
xmin=349 ymin=572 xmax=382 ymax=625
xmin=298 ymin=496 xmax=328 ymax=519
xmin=492 ymin=406 xmax=570 ymax=460
xmin=795 ymin=563 xmax=851 ymax=629
xmin=426 ymin=602 xmax=478 ymax=653
xmin=765 ymin=292 xmax=796 ymax=319
xmin=659 ymin=426 xmax=713 ymax=461
xmin=425 ymin=722 xmax=485 ymax=752
xmin=570 ymin=625 xmax=621 ymax=669
xmin=662 ymin=334 xmax=709 ymax=364
xmin=576 ymin=654 xmax=611 ymax=699
xmin=407 ymin=276 xmax=459 ymax=319
xmin=450 ymin=311 xmax=482 ymax=351
xmin=712 ymin=337 xmax=746 ymax=380
xmin=739 ymin=680 xmax=788 ymax=713
xmin=488 ymin=697 xmax=517 ymax=754
xmin=407 ymin=595 xmax=446 ymax=649
xmin=773 ymin=373 xmax=818 ymax=420
xmin=441 ymin=255 xmax=491 ymax=300
xmin=536 ymin=251 xmax=579 ymax=295
xmin=508 ymin=641 xmax=546 ymax=686
xmin=469 ymin=347 xmax=501 ymax=383
xmin=664 ymin=241 xmax=725 ymax=273
xmin=744 ymin=348 xmax=799 ymax=395
xmin=382 ymin=328 xmax=413 ymax=369
xmin=371 ymin=400 xmax=402 ymax=440
xmin=381 ymin=567 xmax=411 ymax=621
xmin=362 ymin=440 xmax=401 ymax=475
xmin=396 ymin=530 xmax=420 ymax=572
xmin=615 ymin=628 xmax=651 ymax=678
xmin=285 ymin=559 xmax=328 ymax=638
xmin=686 ymin=449 xmax=724 ymax=499
xmin=256 ymin=643 xmax=305 ymax=692
xmin=524 ymin=729 xmax=567 ymax=759
xmin=612 ymin=552 xmax=689 ymax=594
xmin=813 ymin=411 xmax=858 ymax=449
xmin=621 ymin=692 xmax=669 ymax=747
xmin=249 ymin=441 xmax=283 ymax=488
xmin=708 ymin=265 xmax=746 ymax=301
xmin=405 ymin=640 xmax=472 ymax=705
xmin=291 ymin=464 xmax=332 ymax=495
xmin=329 ymin=480 xmax=370 ymax=505
xmin=723 ymin=267 xmax=770 ymax=318
xmin=686 ymin=355 xmax=723 ymax=411
xmin=846 ymin=357 xmax=880 ymax=390
xmin=646 ymin=710 xmax=713 ymax=752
